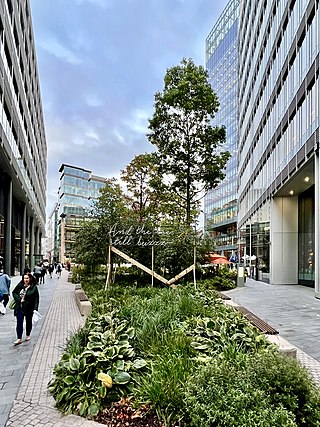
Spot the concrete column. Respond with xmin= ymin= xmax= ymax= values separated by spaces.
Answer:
xmin=270 ymin=196 xmax=298 ymax=285
xmin=34 ymin=226 xmax=40 ymax=261
xmin=29 ymin=217 xmax=34 ymax=269
xmin=20 ymin=203 xmax=27 ymax=274
xmin=60 ymin=214 xmax=66 ymax=264
xmin=315 ymin=153 xmax=320 ymax=298
xmin=4 ymin=177 xmax=12 ymax=275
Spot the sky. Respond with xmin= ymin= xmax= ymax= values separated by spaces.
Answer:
xmin=29 ymin=0 xmax=228 ymax=215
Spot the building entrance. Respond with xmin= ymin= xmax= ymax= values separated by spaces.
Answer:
xmin=298 ymin=185 xmax=315 ymax=287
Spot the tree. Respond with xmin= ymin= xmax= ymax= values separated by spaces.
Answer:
xmin=74 ymin=178 xmax=132 ymax=269
xmin=148 ymin=58 xmax=230 ymax=225
xmin=120 ymin=153 xmax=158 ymax=222
xmin=121 ymin=153 xmax=185 ymax=223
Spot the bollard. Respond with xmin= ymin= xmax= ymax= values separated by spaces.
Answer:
xmin=237 ymin=265 xmax=245 ymax=287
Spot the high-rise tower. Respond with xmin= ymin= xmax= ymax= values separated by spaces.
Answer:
xmin=238 ymin=0 xmax=319 ymax=291
xmin=204 ymin=0 xmax=240 ymax=260
xmin=0 ymin=0 xmax=47 ymax=274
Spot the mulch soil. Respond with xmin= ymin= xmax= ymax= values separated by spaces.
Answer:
xmin=94 ymin=398 xmax=164 ymax=427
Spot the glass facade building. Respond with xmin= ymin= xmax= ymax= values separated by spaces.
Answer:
xmin=238 ymin=0 xmax=319 ymax=291
xmin=204 ymin=0 xmax=240 ymax=258
xmin=56 ymin=164 xmax=106 ymax=263
xmin=0 ymin=0 xmax=47 ymax=274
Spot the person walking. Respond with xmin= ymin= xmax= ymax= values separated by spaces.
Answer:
xmin=56 ymin=262 xmax=62 ymax=278
xmin=48 ymin=263 xmax=54 ymax=278
xmin=0 ymin=269 xmax=11 ymax=310
xmin=40 ymin=263 xmax=46 ymax=284
xmin=33 ymin=263 xmax=42 ymax=284
xmin=12 ymin=273 xmax=39 ymax=346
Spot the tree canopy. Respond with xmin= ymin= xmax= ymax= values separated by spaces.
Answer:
xmin=148 ymin=58 xmax=231 ymax=225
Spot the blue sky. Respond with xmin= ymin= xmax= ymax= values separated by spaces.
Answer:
xmin=30 ymin=0 xmax=228 ymax=213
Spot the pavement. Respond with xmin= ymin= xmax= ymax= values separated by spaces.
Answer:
xmin=0 ymin=273 xmax=320 ymax=427
xmin=224 ymin=278 xmax=320 ymax=383
xmin=0 ymin=270 xmax=105 ymax=427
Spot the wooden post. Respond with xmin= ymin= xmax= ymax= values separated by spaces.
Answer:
xmin=151 ymin=246 xmax=154 ymax=287
xmin=105 ymin=235 xmax=112 ymax=290
xmin=193 ymin=244 xmax=197 ymax=290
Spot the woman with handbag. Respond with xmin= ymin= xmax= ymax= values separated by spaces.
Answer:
xmin=12 ymin=273 xmax=39 ymax=346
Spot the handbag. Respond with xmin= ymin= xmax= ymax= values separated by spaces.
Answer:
xmin=8 ymin=299 xmax=16 ymax=310
xmin=32 ymin=310 xmax=42 ymax=326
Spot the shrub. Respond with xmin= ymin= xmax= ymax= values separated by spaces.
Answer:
xmin=184 ymin=352 xmax=320 ymax=427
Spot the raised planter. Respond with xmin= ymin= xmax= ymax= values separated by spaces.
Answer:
xmin=74 ymin=285 xmax=92 ymax=317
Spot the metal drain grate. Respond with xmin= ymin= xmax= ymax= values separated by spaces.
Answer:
xmin=235 ymin=306 xmax=279 ymax=335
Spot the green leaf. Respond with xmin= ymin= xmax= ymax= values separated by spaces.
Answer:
xmin=79 ymin=401 xmax=88 ymax=416
xmin=88 ymin=404 xmax=100 ymax=416
xmin=69 ymin=357 xmax=80 ymax=371
xmin=116 ymin=359 xmax=125 ymax=370
xmin=98 ymin=385 xmax=107 ymax=398
xmin=113 ymin=371 xmax=131 ymax=384
xmin=63 ymin=375 xmax=75 ymax=385
xmin=132 ymin=358 xmax=147 ymax=369
xmin=190 ymin=342 xmax=211 ymax=350
xmin=126 ymin=327 xmax=135 ymax=339
xmin=118 ymin=334 xmax=129 ymax=341
xmin=87 ymin=341 xmax=102 ymax=350
xmin=80 ymin=357 xmax=87 ymax=370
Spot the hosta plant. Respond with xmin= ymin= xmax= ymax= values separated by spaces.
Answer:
xmin=49 ymin=312 xmax=146 ymax=417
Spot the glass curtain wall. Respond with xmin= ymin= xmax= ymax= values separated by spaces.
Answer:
xmin=204 ymin=0 xmax=240 ymax=259
xmin=238 ymin=0 xmax=319 ymax=285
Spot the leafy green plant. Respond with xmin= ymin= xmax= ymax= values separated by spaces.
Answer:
xmin=184 ymin=352 xmax=320 ymax=427
xmin=51 ymin=280 xmax=320 ymax=426
xmin=135 ymin=332 xmax=195 ymax=425
xmin=49 ymin=312 xmax=147 ymax=417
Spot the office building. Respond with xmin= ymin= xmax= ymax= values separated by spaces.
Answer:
xmin=56 ymin=164 xmax=106 ymax=263
xmin=0 ymin=0 xmax=47 ymax=274
xmin=204 ymin=0 xmax=240 ymax=259
xmin=238 ymin=0 xmax=319 ymax=292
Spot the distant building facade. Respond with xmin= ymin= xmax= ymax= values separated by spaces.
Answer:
xmin=56 ymin=164 xmax=106 ymax=263
xmin=238 ymin=0 xmax=319 ymax=291
xmin=204 ymin=0 xmax=240 ymax=259
xmin=0 ymin=0 xmax=47 ymax=274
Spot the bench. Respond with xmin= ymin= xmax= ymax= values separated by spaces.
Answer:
xmin=223 ymin=300 xmax=296 ymax=357
xmin=217 ymin=291 xmax=231 ymax=300
xmin=74 ymin=286 xmax=92 ymax=317
xmin=234 ymin=305 xmax=279 ymax=335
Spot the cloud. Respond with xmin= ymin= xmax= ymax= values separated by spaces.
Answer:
xmin=37 ymin=36 xmax=82 ymax=64
xmin=73 ymin=0 xmax=109 ymax=8
xmin=123 ymin=109 xmax=151 ymax=136
xmin=30 ymin=0 xmax=228 ymax=216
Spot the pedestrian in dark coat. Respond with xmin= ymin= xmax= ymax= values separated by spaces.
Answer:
xmin=40 ymin=264 xmax=46 ymax=284
xmin=12 ymin=273 xmax=39 ymax=345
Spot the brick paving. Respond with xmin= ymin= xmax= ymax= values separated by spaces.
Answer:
xmin=1 ymin=273 xmax=320 ymax=426
xmin=2 ymin=270 xmax=104 ymax=427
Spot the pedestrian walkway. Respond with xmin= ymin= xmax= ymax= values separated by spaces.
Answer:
xmin=1 ymin=270 xmax=105 ymax=427
xmin=225 ymin=278 xmax=320 ymax=384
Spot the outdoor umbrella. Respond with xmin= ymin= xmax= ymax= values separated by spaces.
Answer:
xmin=208 ymin=253 xmax=228 ymax=260
xmin=212 ymin=257 xmax=231 ymax=265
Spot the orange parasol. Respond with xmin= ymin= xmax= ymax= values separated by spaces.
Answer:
xmin=207 ymin=253 xmax=227 ymax=260
xmin=211 ymin=257 xmax=231 ymax=265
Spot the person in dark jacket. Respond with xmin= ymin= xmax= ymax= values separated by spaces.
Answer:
xmin=12 ymin=273 xmax=39 ymax=346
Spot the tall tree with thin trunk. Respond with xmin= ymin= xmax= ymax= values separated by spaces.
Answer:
xmin=148 ymin=58 xmax=230 ymax=226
